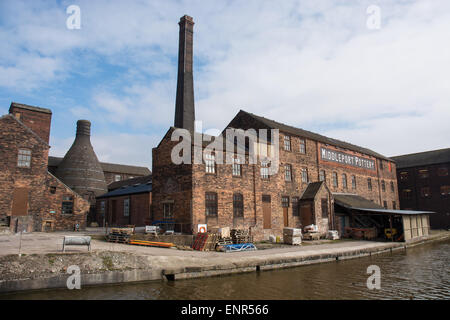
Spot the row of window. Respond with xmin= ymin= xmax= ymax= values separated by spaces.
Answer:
xmin=283 ymin=136 xmax=306 ymax=154
xmin=204 ymin=193 xmax=329 ymax=218
xmin=400 ymin=167 xmax=448 ymax=180
xmin=402 ymin=185 xmax=450 ymax=199
xmin=320 ymin=171 xmax=395 ymax=193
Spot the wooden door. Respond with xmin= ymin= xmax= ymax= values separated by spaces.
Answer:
xmin=283 ymin=207 xmax=289 ymax=227
xmin=11 ymin=188 xmax=29 ymax=216
xmin=300 ymin=203 xmax=314 ymax=226
xmin=262 ymin=195 xmax=271 ymax=229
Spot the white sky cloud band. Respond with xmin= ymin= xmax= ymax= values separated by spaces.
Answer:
xmin=0 ymin=0 xmax=449 ymax=169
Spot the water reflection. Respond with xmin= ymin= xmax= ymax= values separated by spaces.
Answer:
xmin=2 ymin=240 xmax=449 ymax=300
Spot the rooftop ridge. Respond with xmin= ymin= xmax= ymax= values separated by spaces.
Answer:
xmin=10 ymin=102 xmax=52 ymax=114
xmin=238 ymin=109 xmax=392 ymax=161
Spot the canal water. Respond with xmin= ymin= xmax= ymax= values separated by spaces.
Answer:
xmin=2 ymin=239 xmax=449 ymax=300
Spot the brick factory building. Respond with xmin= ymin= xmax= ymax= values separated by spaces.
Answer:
xmin=0 ymin=103 xmax=90 ymax=232
xmin=391 ymin=148 xmax=450 ymax=230
xmin=151 ymin=16 xmax=402 ymax=241
xmin=0 ymin=102 xmax=152 ymax=233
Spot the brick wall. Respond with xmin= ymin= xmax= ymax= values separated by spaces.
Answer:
xmin=9 ymin=104 xmax=52 ymax=144
xmin=96 ymin=192 xmax=151 ymax=227
xmin=151 ymin=128 xmax=193 ymax=232
xmin=151 ymin=123 xmax=400 ymax=240
xmin=0 ymin=114 xmax=89 ymax=232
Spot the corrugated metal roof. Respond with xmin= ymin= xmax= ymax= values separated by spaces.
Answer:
xmin=350 ymin=208 xmax=434 ymax=215
xmin=390 ymin=148 xmax=450 ymax=169
xmin=334 ymin=193 xmax=434 ymax=215
xmin=97 ymin=182 xmax=152 ymax=198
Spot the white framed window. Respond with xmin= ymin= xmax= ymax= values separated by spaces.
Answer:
xmin=232 ymin=157 xmax=241 ymax=176
xmin=205 ymin=153 xmax=215 ymax=174
xmin=261 ymin=161 xmax=269 ymax=179
xmin=115 ymin=175 xmax=121 ymax=182
xmin=301 ymin=168 xmax=308 ymax=183
xmin=319 ymin=170 xmax=325 ymax=182
xmin=17 ymin=149 xmax=31 ymax=168
xmin=299 ymin=139 xmax=306 ymax=154
xmin=285 ymin=164 xmax=292 ymax=181
xmin=284 ymin=136 xmax=291 ymax=151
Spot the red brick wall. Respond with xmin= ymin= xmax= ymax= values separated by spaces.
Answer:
xmin=0 ymin=115 xmax=89 ymax=232
xmin=151 ymin=124 xmax=399 ymax=240
xmin=151 ymin=129 xmax=193 ymax=232
xmin=44 ymin=173 xmax=90 ymax=231
xmin=9 ymin=106 xmax=52 ymax=144
xmin=97 ymin=192 xmax=151 ymax=227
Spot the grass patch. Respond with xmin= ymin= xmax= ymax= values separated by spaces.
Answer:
xmin=102 ymin=256 xmax=114 ymax=270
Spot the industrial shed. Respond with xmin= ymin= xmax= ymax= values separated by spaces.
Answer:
xmin=334 ymin=194 xmax=432 ymax=242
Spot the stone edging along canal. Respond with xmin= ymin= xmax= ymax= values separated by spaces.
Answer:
xmin=1 ymin=232 xmax=449 ymax=294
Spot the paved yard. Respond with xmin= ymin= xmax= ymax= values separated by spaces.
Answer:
xmin=0 ymin=229 xmax=399 ymax=258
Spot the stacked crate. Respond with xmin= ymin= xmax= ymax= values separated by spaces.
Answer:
xmin=283 ymin=228 xmax=302 ymax=245
xmin=231 ymin=229 xmax=253 ymax=244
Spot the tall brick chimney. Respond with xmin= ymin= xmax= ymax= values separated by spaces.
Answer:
xmin=174 ymin=15 xmax=195 ymax=132
xmin=55 ymin=120 xmax=107 ymax=201
xmin=9 ymin=102 xmax=52 ymax=144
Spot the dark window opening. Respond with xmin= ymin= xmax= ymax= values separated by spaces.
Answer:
xmin=205 ymin=192 xmax=218 ymax=216
xmin=233 ymin=193 xmax=244 ymax=217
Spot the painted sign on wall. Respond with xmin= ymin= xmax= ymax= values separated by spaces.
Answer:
xmin=320 ymin=147 xmax=375 ymax=170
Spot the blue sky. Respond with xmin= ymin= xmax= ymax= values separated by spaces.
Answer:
xmin=1 ymin=0 xmax=449 ymax=169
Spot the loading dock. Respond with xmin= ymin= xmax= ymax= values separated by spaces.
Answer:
xmin=334 ymin=194 xmax=432 ymax=242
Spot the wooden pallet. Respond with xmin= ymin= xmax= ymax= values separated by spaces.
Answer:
xmin=203 ymin=233 xmax=218 ymax=251
xmin=106 ymin=233 xmax=130 ymax=243
xmin=192 ymin=233 xmax=209 ymax=251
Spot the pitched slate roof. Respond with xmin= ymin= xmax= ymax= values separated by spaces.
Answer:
xmin=333 ymin=193 xmax=384 ymax=210
xmin=97 ymin=182 xmax=152 ymax=198
xmin=233 ymin=110 xmax=392 ymax=161
xmin=108 ymin=175 xmax=152 ymax=191
xmin=301 ymin=181 xmax=325 ymax=200
xmin=48 ymin=156 xmax=151 ymax=176
xmin=390 ymin=148 xmax=450 ymax=169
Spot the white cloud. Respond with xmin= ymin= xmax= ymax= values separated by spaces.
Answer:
xmin=2 ymin=0 xmax=450 ymax=163
xmin=50 ymin=132 xmax=158 ymax=169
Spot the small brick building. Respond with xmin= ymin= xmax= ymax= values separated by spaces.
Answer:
xmin=0 ymin=103 xmax=90 ymax=232
xmin=96 ymin=175 xmax=152 ymax=227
